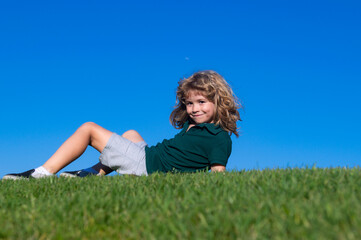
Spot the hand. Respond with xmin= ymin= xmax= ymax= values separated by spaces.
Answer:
xmin=211 ymin=164 xmax=226 ymax=172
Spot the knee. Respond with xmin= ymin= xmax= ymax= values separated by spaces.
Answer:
xmin=79 ymin=122 xmax=98 ymax=132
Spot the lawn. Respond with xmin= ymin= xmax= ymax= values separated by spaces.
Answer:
xmin=1 ymin=167 xmax=360 ymax=239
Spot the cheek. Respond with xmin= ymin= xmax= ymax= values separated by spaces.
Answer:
xmin=206 ymin=103 xmax=215 ymax=114
xmin=186 ymin=106 xmax=192 ymax=114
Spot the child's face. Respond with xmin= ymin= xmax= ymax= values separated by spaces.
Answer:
xmin=185 ymin=90 xmax=215 ymax=124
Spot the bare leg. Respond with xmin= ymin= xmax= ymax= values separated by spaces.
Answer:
xmin=122 ymin=130 xmax=145 ymax=143
xmin=42 ymin=122 xmax=113 ymax=174
xmin=86 ymin=130 xmax=145 ymax=175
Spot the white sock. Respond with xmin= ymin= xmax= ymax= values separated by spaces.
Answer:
xmin=32 ymin=166 xmax=54 ymax=178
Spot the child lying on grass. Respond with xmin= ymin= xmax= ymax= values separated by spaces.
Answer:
xmin=3 ymin=70 xmax=241 ymax=179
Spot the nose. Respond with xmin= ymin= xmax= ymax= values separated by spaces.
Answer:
xmin=192 ymin=103 xmax=200 ymax=112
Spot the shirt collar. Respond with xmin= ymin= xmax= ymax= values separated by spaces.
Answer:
xmin=198 ymin=122 xmax=223 ymax=135
xmin=183 ymin=120 xmax=224 ymax=135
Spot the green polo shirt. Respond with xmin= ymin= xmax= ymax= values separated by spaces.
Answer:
xmin=145 ymin=121 xmax=232 ymax=174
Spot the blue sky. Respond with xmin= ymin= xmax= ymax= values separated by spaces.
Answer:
xmin=0 ymin=0 xmax=360 ymax=177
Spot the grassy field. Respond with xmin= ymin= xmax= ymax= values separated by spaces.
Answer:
xmin=0 ymin=167 xmax=360 ymax=239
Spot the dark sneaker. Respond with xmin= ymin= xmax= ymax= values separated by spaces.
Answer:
xmin=60 ymin=169 xmax=99 ymax=178
xmin=3 ymin=169 xmax=36 ymax=180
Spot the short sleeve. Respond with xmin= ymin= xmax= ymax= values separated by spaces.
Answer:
xmin=208 ymin=134 xmax=232 ymax=167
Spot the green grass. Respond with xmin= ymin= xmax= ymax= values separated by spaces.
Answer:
xmin=1 ymin=167 xmax=361 ymax=239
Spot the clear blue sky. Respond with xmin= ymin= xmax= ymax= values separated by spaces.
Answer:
xmin=1 ymin=0 xmax=360 ymax=177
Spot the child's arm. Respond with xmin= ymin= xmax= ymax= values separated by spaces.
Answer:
xmin=211 ymin=164 xmax=226 ymax=172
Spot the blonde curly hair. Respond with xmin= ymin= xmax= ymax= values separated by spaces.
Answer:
xmin=170 ymin=70 xmax=242 ymax=137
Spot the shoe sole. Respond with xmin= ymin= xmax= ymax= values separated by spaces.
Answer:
xmin=2 ymin=175 xmax=56 ymax=180
xmin=59 ymin=173 xmax=78 ymax=178
xmin=2 ymin=175 xmax=29 ymax=180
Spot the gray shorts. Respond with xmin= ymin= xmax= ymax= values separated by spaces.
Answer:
xmin=99 ymin=133 xmax=148 ymax=176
